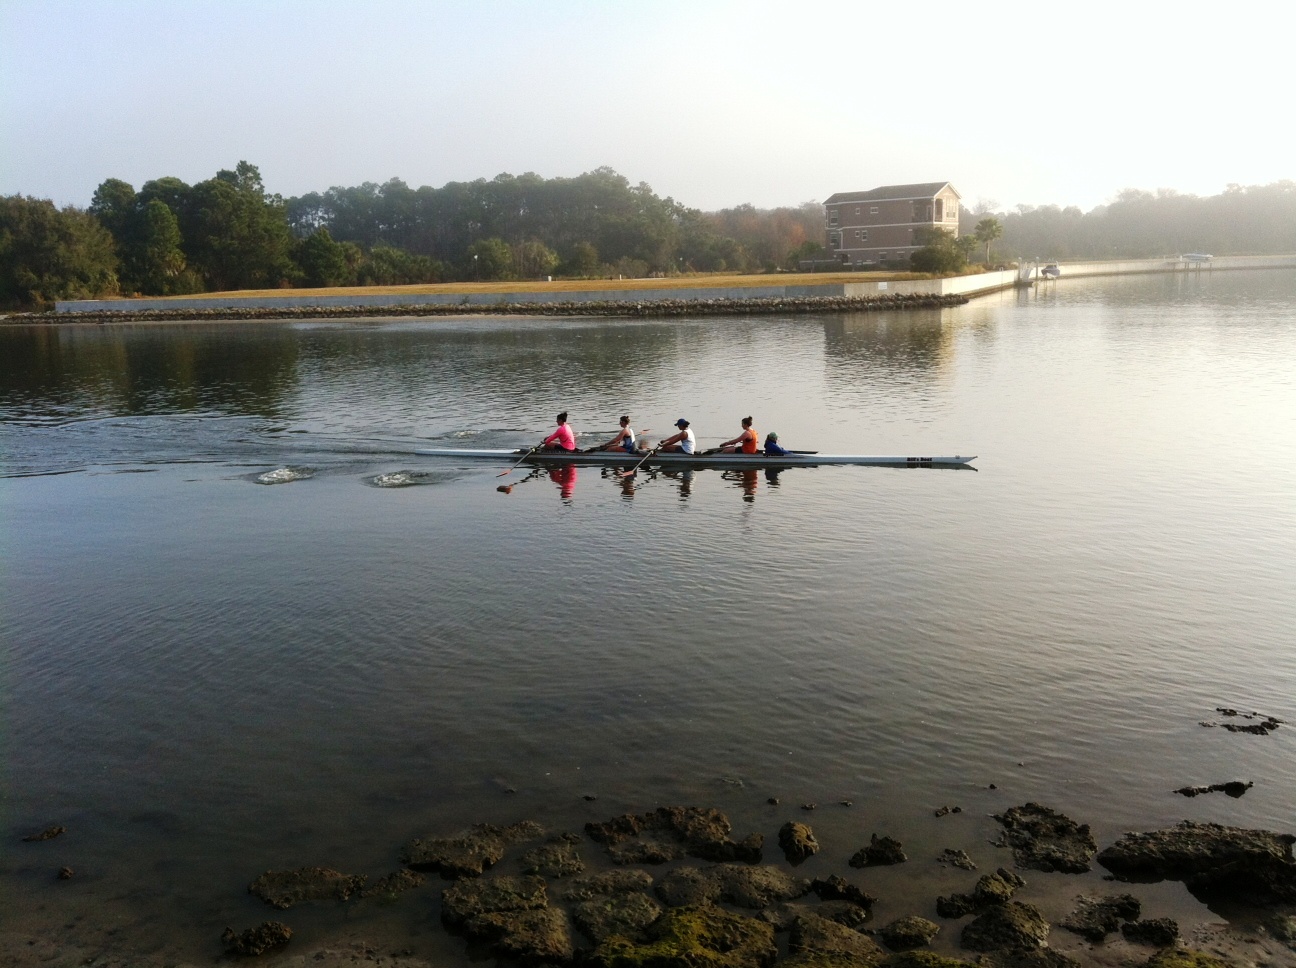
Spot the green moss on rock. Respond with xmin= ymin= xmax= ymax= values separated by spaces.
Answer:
xmin=590 ymin=904 xmax=776 ymax=968
xmin=880 ymin=951 xmax=975 ymax=968
xmin=1145 ymin=950 xmax=1232 ymax=968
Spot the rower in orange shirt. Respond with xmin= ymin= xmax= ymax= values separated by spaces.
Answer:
xmin=719 ymin=416 xmax=758 ymax=454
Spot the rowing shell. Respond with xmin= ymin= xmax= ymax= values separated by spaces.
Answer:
xmin=416 ymin=448 xmax=977 ymax=468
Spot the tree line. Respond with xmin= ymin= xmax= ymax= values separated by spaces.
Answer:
xmin=0 ymin=163 xmax=821 ymax=309
xmin=960 ymin=182 xmax=1296 ymax=262
xmin=3 ymin=163 xmax=1294 ymax=310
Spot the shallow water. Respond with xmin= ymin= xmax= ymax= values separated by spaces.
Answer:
xmin=3 ymin=269 xmax=1295 ymax=962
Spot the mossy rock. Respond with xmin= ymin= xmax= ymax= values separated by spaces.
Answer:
xmin=590 ymin=903 xmax=776 ymax=968
xmin=358 ymin=868 xmax=425 ymax=901
xmin=780 ymin=955 xmax=883 ymax=968
xmin=221 ymin=921 xmax=292 ymax=956
xmin=573 ymin=891 xmax=663 ymax=943
xmin=403 ymin=820 xmax=544 ymax=878
xmin=520 ymin=833 xmax=586 ymax=878
xmin=878 ymin=917 xmax=939 ymax=952
xmin=1145 ymin=950 xmax=1231 ymax=968
xmin=975 ymin=950 xmax=1080 ymax=968
xmin=961 ymin=902 xmax=1049 ymax=952
xmin=563 ymin=869 xmax=655 ymax=902
xmin=880 ymin=953 xmax=975 ymax=968
xmin=789 ymin=913 xmax=885 ymax=962
xmin=441 ymin=874 xmax=548 ymax=926
xmin=247 ymin=867 xmax=366 ymax=909
xmin=467 ymin=906 xmax=574 ymax=964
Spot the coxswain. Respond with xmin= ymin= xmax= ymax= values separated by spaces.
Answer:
xmin=764 ymin=431 xmax=790 ymax=456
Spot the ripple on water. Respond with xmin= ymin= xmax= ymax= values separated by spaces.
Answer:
xmin=363 ymin=470 xmax=460 ymax=488
xmin=253 ymin=466 xmax=315 ymax=484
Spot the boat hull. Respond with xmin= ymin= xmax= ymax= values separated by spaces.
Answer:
xmin=415 ymin=448 xmax=976 ymax=468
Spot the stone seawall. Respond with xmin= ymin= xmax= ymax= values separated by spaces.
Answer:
xmin=38 ymin=255 xmax=1296 ymax=320
xmin=30 ymin=292 xmax=970 ymax=324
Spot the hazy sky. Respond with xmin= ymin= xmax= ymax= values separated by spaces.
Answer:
xmin=2 ymin=0 xmax=1289 ymax=214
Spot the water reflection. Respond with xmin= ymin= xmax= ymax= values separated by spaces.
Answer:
xmin=822 ymin=309 xmax=956 ymax=374
xmin=599 ymin=466 xmax=641 ymax=500
xmin=654 ymin=467 xmax=695 ymax=501
xmin=0 ymin=324 xmax=300 ymax=421
xmin=721 ymin=468 xmax=759 ymax=502
xmin=546 ymin=464 xmax=578 ymax=502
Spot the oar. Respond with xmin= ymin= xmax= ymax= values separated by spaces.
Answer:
xmin=617 ymin=447 xmax=659 ymax=479
xmin=497 ymin=446 xmax=539 ymax=477
xmin=492 ymin=466 xmax=539 ymax=495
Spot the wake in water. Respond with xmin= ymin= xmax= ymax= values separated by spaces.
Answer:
xmin=363 ymin=470 xmax=462 ymax=488
xmin=254 ymin=466 xmax=315 ymax=485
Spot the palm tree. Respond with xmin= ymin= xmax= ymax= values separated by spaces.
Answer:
xmin=974 ymin=217 xmax=1003 ymax=264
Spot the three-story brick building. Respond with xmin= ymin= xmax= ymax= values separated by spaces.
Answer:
xmin=824 ymin=182 xmax=961 ymax=266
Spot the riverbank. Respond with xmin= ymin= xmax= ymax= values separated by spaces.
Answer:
xmin=25 ymin=254 xmax=1293 ymax=322
xmin=9 ymin=797 xmax=1296 ymax=968
xmin=7 ymin=291 xmax=971 ymax=324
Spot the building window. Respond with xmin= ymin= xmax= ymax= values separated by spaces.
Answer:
xmin=861 ymin=229 xmax=867 ymax=241
xmin=829 ymin=212 xmax=838 ymax=226
xmin=869 ymin=206 xmax=878 ymax=215
xmin=935 ymin=199 xmax=943 ymax=221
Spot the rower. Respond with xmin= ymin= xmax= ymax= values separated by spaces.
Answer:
xmin=541 ymin=411 xmax=576 ymax=452
xmin=764 ymin=431 xmax=790 ymax=456
xmin=719 ymin=416 xmax=758 ymax=454
xmin=658 ymin=418 xmax=696 ymax=454
xmin=598 ymin=415 xmax=639 ymax=453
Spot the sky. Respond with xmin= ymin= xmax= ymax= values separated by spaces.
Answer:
xmin=1 ymin=0 xmax=1290 ymax=215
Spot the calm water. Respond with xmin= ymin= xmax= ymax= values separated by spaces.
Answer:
xmin=3 ymin=269 xmax=1295 ymax=962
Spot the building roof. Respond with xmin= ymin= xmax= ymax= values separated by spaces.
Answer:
xmin=824 ymin=182 xmax=959 ymax=205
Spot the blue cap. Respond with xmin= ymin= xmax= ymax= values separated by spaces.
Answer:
xmin=675 ymin=418 xmax=688 ymax=427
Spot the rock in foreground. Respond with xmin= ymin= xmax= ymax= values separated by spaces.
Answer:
xmin=248 ymin=867 xmax=366 ymax=909
xmin=402 ymin=820 xmax=544 ymax=878
xmin=222 ymin=921 xmax=292 ymax=956
xmin=1059 ymin=894 xmax=1140 ymax=942
xmin=466 ymin=906 xmax=575 ymax=965
xmin=850 ymin=834 xmax=907 ymax=867
xmin=789 ymin=911 xmax=887 ymax=962
xmin=590 ymin=904 xmax=777 ymax=968
xmin=1096 ymin=821 xmax=1296 ymax=902
xmin=587 ymin=806 xmax=763 ymax=865
xmin=656 ymin=863 xmax=810 ymax=909
xmin=936 ymin=869 xmax=1024 ymax=919
xmin=993 ymin=803 xmax=1096 ymax=873
xmin=441 ymin=874 xmax=548 ymax=925
xmin=1121 ymin=918 xmax=1179 ymax=946
xmin=778 ymin=822 xmax=819 ymax=863
xmin=961 ymin=902 xmax=1050 ymax=952
xmin=879 ymin=916 xmax=941 ymax=951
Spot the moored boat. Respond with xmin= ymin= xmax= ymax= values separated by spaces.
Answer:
xmin=416 ymin=447 xmax=977 ymax=468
